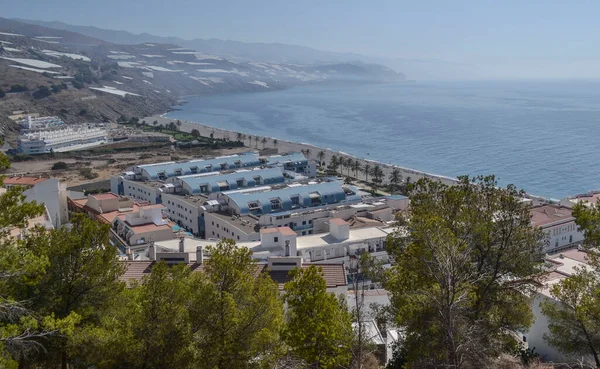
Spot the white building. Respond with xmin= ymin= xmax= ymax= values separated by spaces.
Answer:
xmin=18 ymin=115 xmax=65 ymax=131
xmin=524 ymin=248 xmax=595 ymax=365
xmin=530 ymin=204 xmax=584 ymax=253
xmin=2 ymin=176 xmax=67 ymax=227
xmin=18 ymin=124 xmax=108 ymax=154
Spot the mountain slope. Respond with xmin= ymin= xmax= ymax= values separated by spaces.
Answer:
xmin=16 ymin=18 xmax=474 ymax=80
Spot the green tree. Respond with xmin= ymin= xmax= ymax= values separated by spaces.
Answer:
xmin=254 ymin=136 xmax=259 ymax=148
xmin=191 ymin=240 xmax=284 ymax=369
xmin=388 ymin=168 xmax=402 ymax=194
xmin=329 ymin=155 xmax=340 ymax=175
xmin=273 ymin=139 xmax=278 ymax=149
xmin=352 ymin=160 xmax=362 ymax=179
xmin=364 ymin=164 xmax=371 ymax=182
xmin=236 ymin=132 xmax=243 ymax=142
xmin=346 ymin=158 xmax=354 ymax=176
xmin=23 ymin=214 xmax=124 ymax=368
xmin=191 ymin=128 xmax=200 ymax=138
xmin=317 ymin=150 xmax=326 ymax=167
xmin=261 ymin=137 xmax=268 ymax=149
xmin=385 ymin=175 xmax=545 ymax=368
xmin=51 ymin=162 xmax=68 ymax=170
xmin=541 ymin=269 xmax=600 ymax=367
xmin=371 ymin=165 xmax=384 ymax=188
xmin=75 ymin=262 xmax=195 ymax=369
xmin=283 ymin=265 xmax=352 ymax=369
xmin=0 ymin=152 xmax=65 ymax=368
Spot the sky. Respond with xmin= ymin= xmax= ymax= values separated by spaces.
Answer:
xmin=3 ymin=0 xmax=600 ymax=78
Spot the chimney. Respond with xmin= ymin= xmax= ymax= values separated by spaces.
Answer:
xmin=285 ymin=240 xmax=291 ymax=256
xmin=126 ymin=246 xmax=134 ymax=261
xmin=179 ymin=236 xmax=185 ymax=252
xmin=148 ymin=242 xmax=156 ymax=260
xmin=196 ymin=246 xmax=204 ymax=264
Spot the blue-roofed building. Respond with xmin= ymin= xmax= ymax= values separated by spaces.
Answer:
xmin=134 ymin=152 xmax=261 ymax=181
xmin=266 ymin=152 xmax=310 ymax=174
xmin=223 ymin=181 xmax=361 ymax=216
xmin=177 ymin=167 xmax=285 ymax=195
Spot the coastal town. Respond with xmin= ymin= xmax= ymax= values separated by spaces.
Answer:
xmin=3 ymin=8 xmax=600 ymax=369
xmin=3 ymin=113 xmax=600 ymax=367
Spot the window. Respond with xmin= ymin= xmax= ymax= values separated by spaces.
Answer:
xmin=270 ymin=198 xmax=282 ymax=210
xmin=290 ymin=196 xmax=300 ymax=206
xmin=569 ymin=235 xmax=573 ymax=243
xmin=237 ymin=236 xmax=240 ymax=240
xmin=302 ymin=220 xmax=307 ymax=225
xmin=248 ymin=201 xmax=260 ymax=210
xmin=302 ymin=231 xmax=306 ymax=235
xmin=274 ymin=237 xmax=279 ymax=242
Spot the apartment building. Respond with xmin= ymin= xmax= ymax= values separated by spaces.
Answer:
xmin=530 ymin=204 xmax=584 ymax=253
xmin=2 ymin=176 xmax=67 ymax=226
xmin=18 ymin=124 xmax=108 ymax=154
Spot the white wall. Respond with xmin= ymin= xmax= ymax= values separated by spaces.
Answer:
xmin=204 ymin=212 xmax=259 ymax=242
xmin=162 ymin=193 xmax=201 ymax=235
xmin=121 ymin=179 xmax=160 ymax=204
xmin=24 ymin=179 xmax=66 ymax=227
xmin=544 ymin=221 xmax=584 ymax=253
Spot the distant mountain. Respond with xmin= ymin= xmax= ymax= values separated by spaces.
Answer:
xmin=16 ymin=19 xmax=475 ymax=80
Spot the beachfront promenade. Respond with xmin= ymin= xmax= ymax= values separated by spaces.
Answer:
xmin=145 ymin=115 xmax=458 ymax=188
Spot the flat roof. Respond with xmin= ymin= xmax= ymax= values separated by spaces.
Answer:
xmin=296 ymin=226 xmax=389 ymax=250
xmin=261 ymin=226 xmax=296 ymax=236
xmin=530 ymin=204 xmax=574 ymax=227
xmin=3 ymin=176 xmax=49 ymax=186
xmin=91 ymin=193 xmax=119 ymax=200
xmin=329 ymin=218 xmax=349 ymax=226
xmin=207 ymin=212 xmax=259 ymax=235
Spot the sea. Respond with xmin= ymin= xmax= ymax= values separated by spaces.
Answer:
xmin=166 ymin=80 xmax=600 ymax=200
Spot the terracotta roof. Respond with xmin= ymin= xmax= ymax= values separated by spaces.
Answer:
xmin=120 ymin=261 xmax=347 ymax=290
xmin=3 ymin=176 xmax=49 ymax=186
xmin=329 ymin=218 xmax=349 ymax=226
xmin=269 ymin=263 xmax=347 ymax=290
xmin=261 ymin=226 xmax=297 ymax=236
xmin=91 ymin=193 xmax=118 ymax=200
xmin=261 ymin=228 xmax=280 ymax=234
xmin=98 ymin=204 xmax=140 ymax=224
xmin=530 ymin=204 xmax=574 ymax=227
xmin=140 ymin=204 xmax=166 ymax=210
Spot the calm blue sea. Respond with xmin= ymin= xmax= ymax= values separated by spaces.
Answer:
xmin=167 ymin=80 xmax=600 ymax=199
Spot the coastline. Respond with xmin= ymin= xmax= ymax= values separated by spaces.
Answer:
xmin=144 ymin=114 xmax=459 ymax=188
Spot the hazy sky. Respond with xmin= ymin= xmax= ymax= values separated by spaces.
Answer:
xmin=3 ymin=0 xmax=599 ymax=78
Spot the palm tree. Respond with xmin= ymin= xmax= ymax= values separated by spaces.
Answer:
xmin=372 ymin=165 xmax=384 ymax=188
xmin=254 ymin=136 xmax=259 ymax=148
xmin=364 ymin=164 xmax=371 ymax=182
xmin=352 ymin=161 xmax=362 ymax=178
xmin=346 ymin=158 xmax=354 ymax=176
xmin=389 ymin=168 xmax=402 ymax=194
xmin=261 ymin=137 xmax=268 ymax=149
xmin=304 ymin=148 xmax=311 ymax=159
xmin=317 ymin=151 xmax=326 ymax=166
xmin=236 ymin=132 xmax=243 ymax=142
xmin=273 ymin=139 xmax=278 ymax=149
xmin=329 ymin=155 xmax=340 ymax=174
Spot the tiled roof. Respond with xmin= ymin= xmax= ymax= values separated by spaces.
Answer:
xmin=3 ymin=176 xmax=49 ymax=186
xmin=91 ymin=193 xmax=118 ymax=200
xmin=120 ymin=261 xmax=347 ymax=290
xmin=530 ymin=204 xmax=574 ymax=227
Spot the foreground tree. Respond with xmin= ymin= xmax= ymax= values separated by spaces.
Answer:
xmin=386 ymin=175 xmax=545 ymax=368
xmin=191 ymin=240 xmax=284 ymax=369
xmin=540 ymin=199 xmax=600 ymax=366
xmin=75 ymin=263 xmax=196 ymax=369
xmin=540 ymin=269 xmax=600 ymax=367
xmin=283 ymin=265 xmax=352 ymax=369
xmin=22 ymin=214 xmax=124 ymax=368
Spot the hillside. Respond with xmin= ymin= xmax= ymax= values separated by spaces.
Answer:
xmin=0 ymin=18 xmax=406 ymax=140
xmin=16 ymin=18 xmax=476 ymax=80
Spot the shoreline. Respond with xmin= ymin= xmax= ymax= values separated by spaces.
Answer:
xmin=144 ymin=114 xmax=459 ymax=188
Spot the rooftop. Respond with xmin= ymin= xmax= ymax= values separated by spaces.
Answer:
xmin=119 ymin=260 xmax=346 ymax=290
xmin=530 ymin=204 xmax=574 ymax=227
xmin=91 ymin=193 xmax=119 ymax=200
xmin=329 ymin=218 xmax=349 ymax=226
xmin=296 ymin=226 xmax=390 ymax=250
xmin=208 ymin=211 xmax=259 ymax=235
xmin=261 ymin=226 xmax=297 ymax=236
xmin=3 ymin=176 xmax=49 ymax=186
xmin=539 ymin=248 xmax=593 ymax=298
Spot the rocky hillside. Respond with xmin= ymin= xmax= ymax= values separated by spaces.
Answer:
xmin=0 ymin=17 xmax=405 ymax=141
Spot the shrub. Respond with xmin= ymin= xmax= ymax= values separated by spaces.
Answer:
xmin=51 ymin=161 xmax=68 ymax=170
xmin=33 ymin=86 xmax=52 ymax=99
xmin=107 ymin=158 xmax=117 ymax=164
xmin=9 ymin=84 xmax=28 ymax=93
xmin=10 ymin=153 xmax=33 ymax=162
xmin=0 ymin=88 xmax=5 ymax=98
xmin=72 ymin=80 xmax=84 ymax=89
xmin=79 ymin=109 xmax=88 ymax=116
xmin=79 ymin=167 xmax=99 ymax=180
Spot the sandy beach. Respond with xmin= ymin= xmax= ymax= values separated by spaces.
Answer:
xmin=144 ymin=114 xmax=458 ymax=188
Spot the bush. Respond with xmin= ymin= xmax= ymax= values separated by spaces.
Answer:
xmin=0 ymin=88 xmax=5 ymax=98
xmin=10 ymin=153 xmax=33 ymax=162
xmin=33 ymin=86 xmax=52 ymax=99
xmin=9 ymin=84 xmax=28 ymax=93
xmin=52 ymin=161 xmax=68 ymax=170
xmin=79 ymin=167 xmax=99 ymax=180
xmin=107 ymin=158 xmax=117 ymax=164
xmin=59 ymin=108 xmax=68 ymax=115
xmin=138 ymin=153 xmax=153 ymax=160
xmin=72 ymin=80 xmax=84 ymax=89
xmin=79 ymin=109 xmax=88 ymax=116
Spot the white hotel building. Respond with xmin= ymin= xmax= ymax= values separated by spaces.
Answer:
xmin=18 ymin=124 xmax=108 ymax=154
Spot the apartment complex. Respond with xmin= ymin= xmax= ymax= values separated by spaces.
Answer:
xmin=18 ymin=123 xmax=108 ymax=154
